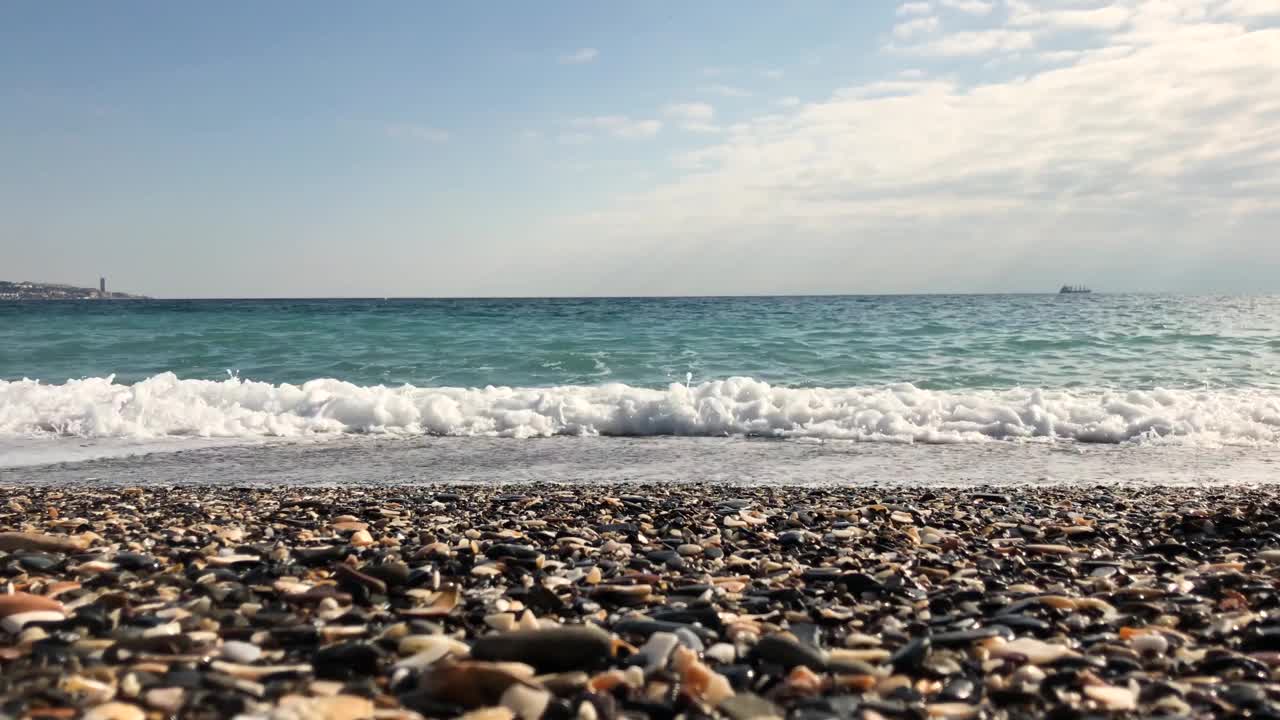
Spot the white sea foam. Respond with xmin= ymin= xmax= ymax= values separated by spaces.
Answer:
xmin=1 ymin=373 xmax=1278 ymax=446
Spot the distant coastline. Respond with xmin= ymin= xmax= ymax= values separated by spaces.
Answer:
xmin=0 ymin=280 xmax=149 ymax=300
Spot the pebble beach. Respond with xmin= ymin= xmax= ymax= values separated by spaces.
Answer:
xmin=2 ymin=484 xmax=1280 ymax=719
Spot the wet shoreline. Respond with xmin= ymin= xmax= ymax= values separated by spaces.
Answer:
xmin=6 ymin=435 xmax=1276 ymax=487
xmin=2 ymin=483 xmax=1280 ymax=718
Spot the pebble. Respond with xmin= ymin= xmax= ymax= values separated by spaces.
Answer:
xmin=1132 ymin=632 xmax=1169 ymax=656
xmin=275 ymin=694 xmax=375 ymax=720
xmin=365 ymin=560 xmax=411 ymax=587
xmin=3 ymin=484 xmax=1279 ymax=720
xmin=471 ymin=625 xmax=612 ymax=673
xmin=143 ymin=687 xmax=185 ymax=713
xmin=313 ymin=642 xmax=383 ymax=679
xmin=1084 ymin=683 xmax=1138 ymax=711
xmin=335 ymin=564 xmax=388 ymax=596
xmin=633 ymin=631 xmax=680 ymax=672
xmin=720 ymin=693 xmax=783 ymax=720
xmin=829 ymin=648 xmax=891 ymax=665
xmin=926 ymin=703 xmax=979 ymax=719
xmin=750 ymin=634 xmax=827 ymax=670
xmin=115 ymin=552 xmax=159 ymax=572
xmin=673 ymin=646 xmax=734 ymax=705
xmin=0 ymin=531 xmax=88 ymax=553
xmin=0 ymin=592 xmax=66 ymax=633
xmin=82 ymin=703 xmax=146 ymax=720
xmin=414 ymin=661 xmax=538 ymax=708
xmin=984 ymin=637 xmax=1079 ymax=665
xmin=221 ymin=640 xmax=264 ymax=664
xmin=1024 ymin=544 xmax=1075 ymax=555
xmin=460 ymin=709 xmax=514 ymax=720
xmin=398 ymin=635 xmax=471 ymax=661
xmin=706 ymin=642 xmax=737 ymax=664
xmin=1221 ymin=682 xmax=1266 ymax=709
xmin=940 ymin=678 xmax=976 ymax=702
xmin=63 ymin=675 xmax=115 ymax=704
xmin=500 ymin=684 xmax=552 ymax=720
xmin=486 ymin=544 xmax=541 ymax=561
xmin=890 ymin=636 xmax=931 ymax=673
xmin=15 ymin=553 xmax=60 ymax=571
xmin=646 ymin=550 xmax=685 ymax=570
xmin=674 ymin=626 xmax=706 ymax=652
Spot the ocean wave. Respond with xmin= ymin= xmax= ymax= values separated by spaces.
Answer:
xmin=1 ymin=373 xmax=1278 ymax=446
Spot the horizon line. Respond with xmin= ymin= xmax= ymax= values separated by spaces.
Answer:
xmin=13 ymin=287 xmax=1280 ymax=301
xmin=16 ymin=291 xmax=1271 ymax=302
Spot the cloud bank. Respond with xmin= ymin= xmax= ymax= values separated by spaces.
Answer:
xmin=562 ymin=0 xmax=1280 ymax=293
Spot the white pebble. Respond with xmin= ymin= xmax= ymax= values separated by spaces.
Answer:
xmin=705 ymin=642 xmax=736 ymax=664
xmin=1132 ymin=633 xmax=1168 ymax=656
xmin=501 ymin=684 xmax=552 ymax=720
xmin=1085 ymin=684 xmax=1137 ymax=711
xmin=221 ymin=640 xmax=263 ymax=664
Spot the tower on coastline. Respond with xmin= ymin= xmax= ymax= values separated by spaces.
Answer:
xmin=100 ymin=277 xmax=106 ymax=296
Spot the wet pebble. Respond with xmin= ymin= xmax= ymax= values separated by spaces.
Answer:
xmin=313 ymin=642 xmax=383 ymax=679
xmin=472 ymin=625 xmax=612 ymax=673
xmin=750 ymin=634 xmax=827 ymax=671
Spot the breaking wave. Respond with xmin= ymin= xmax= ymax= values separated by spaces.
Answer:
xmin=1 ymin=373 xmax=1279 ymax=446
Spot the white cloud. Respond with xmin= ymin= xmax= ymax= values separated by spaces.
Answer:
xmin=560 ymin=48 xmax=599 ymax=64
xmin=939 ymin=0 xmax=994 ymax=15
xmin=703 ymin=84 xmax=753 ymax=98
xmin=837 ymin=79 xmax=956 ymax=100
xmin=894 ymin=16 xmax=943 ymax=40
xmin=903 ymin=28 xmax=1035 ymax=54
xmin=566 ymin=4 xmax=1280 ymax=292
xmin=572 ymin=115 xmax=662 ymax=139
xmin=1010 ymin=6 xmax=1133 ymax=31
xmin=1037 ymin=49 xmax=1085 ymax=63
xmin=898 ymin=2 xmax=932 ymax=16
xmin=1221 ymin=0 xmax=1280 ymax=18
xmin=664 ymin=103 xmax=715 ymax=122
xmin=761 ymin=69 xmax=785 ymax=79
xmin=665 ymin=103 xmax=720 ymax=133
xmin=385 ymin=124 xmax=449 ymax=143
xmin=775 ymin=96 xmax=802 ymax=107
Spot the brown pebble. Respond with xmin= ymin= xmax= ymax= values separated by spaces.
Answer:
xmin=0 ymin=531 xmax=89 ymax=554
xmin=82 ymin=702 xmax=146 ymax=720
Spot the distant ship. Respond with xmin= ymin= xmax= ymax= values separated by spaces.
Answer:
xmin=1059 ymin=284 xmax=1092 ymax=294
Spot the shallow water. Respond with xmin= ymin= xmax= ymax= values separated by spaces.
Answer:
xmin=4 ymin=436 xmax=1277 ymax=487
xmin=2 ymin=294 xmax=1278 ymax=471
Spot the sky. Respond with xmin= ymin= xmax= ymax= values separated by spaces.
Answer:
xmin=2 ymin=0 xmax=1279 ymax=297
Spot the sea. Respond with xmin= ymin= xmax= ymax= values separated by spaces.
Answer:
xmin=2 ymin=295 xmax=1278 ymax=486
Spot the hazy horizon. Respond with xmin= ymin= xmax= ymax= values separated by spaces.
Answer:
xmin=1 ymin=275 xmax=1268 ymax=299
xmin=3 ymin=1 xmax=1279 ymax=297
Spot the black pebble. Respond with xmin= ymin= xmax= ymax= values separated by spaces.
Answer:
xmin=313 ymin=642 xmax=383 ymax=679
xmin=890 ymin=636 xmax=931 ymax=674
xmin=750 ymin=634 xmax=827 ymax=671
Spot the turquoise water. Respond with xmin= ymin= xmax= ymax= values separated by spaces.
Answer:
xmin=3 ymin=295 xmax=1278 ymax=389
xmin=2 ymin=295 xmax=1279 ymax=456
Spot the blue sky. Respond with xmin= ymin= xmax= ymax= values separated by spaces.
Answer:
xmin=2 ymin=1 xmax=1279 ymax=297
